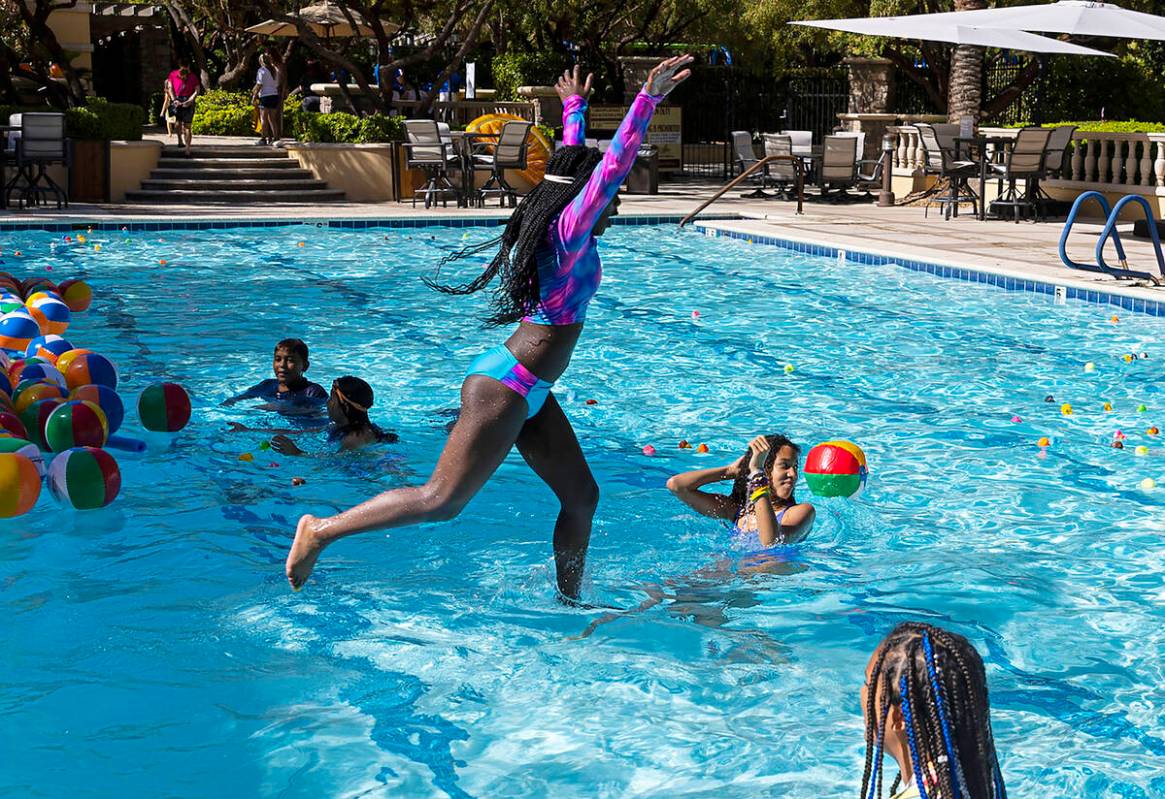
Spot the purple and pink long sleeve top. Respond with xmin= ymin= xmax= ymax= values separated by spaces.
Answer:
xmin=522 ymin=88 xmax=663 ymax=326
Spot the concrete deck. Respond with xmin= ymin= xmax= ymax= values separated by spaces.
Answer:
xmin=4 ymin=176 xmax=1163 ymax=305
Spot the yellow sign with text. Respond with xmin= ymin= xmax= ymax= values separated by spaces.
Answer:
xmin=589 ymin=105 xmax=682 ymax=166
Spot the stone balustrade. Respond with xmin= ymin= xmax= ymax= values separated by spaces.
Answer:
xmin=887 ymin=125 xmax=1165 ymax=192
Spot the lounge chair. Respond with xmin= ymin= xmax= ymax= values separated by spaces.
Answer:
xmin=3 ymin=112 xmax=70 ymax=210
xmin=761 ymin=134 xmax=799 ymax=199
xmin=472 ymin=119 xmax=531 ymax=208
xmin=731 ymin=131 xmax=768 ymax=198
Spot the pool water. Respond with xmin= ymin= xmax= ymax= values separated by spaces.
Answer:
xmin=2 ymin=222 xmax=1164 ymax=798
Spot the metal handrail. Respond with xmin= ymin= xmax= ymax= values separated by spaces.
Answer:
xmin=679 ymin=154 xmax=804 ymax=227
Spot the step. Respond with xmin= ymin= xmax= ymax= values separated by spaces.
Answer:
xmin=157 ymin=157 xmax=303 ymax=169
xmin=160 ymin=146 xmax=289 ymax=159
xmin=124 ymin=188 xmax=346 ymax=204
xmin=149 ymin=167 xmax=317 ymax=180
xmin=140 ymin=178 xmax=330 ymax=191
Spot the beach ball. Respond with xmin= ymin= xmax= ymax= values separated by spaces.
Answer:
xmin=20 ymin=397 xmax=64 ymax=449
xmin=24 ymin=290 xmax=61 ymax=306
xmin=25 ymin=335 xmax=73 ymax=364
xmin=0 ymin=436 xmax=45 ymax=477
xmin=48 ymin=447 xmax=120 ymax=510
xmin=56 ymin=279 xmax=92 ymax=312
xmin=10 ymin=360 xmax=65 ymax=389
xmin=0 ymin=453 xmax=41 ymax=517
xmin=0 ymin=389 xmax=12 ymax=413
xmin=0 ymin=369 xmax=11 ymax=399
xmin=26 ymin=296 xmax=70 ymax=335
xmin=70 ymin=384 xmax=124 ymax=434
xmin=0 ymin=310 xmax=40 ymax=352
xmin=0 ymin=294 xmax=24 ymax=314
xmin=804 ymin=440 xmax=869 ymax=498
xmin=20 ymin=276 xmax=55 ymax=295
xmin=12 ymin=381 xmax=67 ymax=414
xmin=55 ymin=348 xmax=92 ymax=376
xmin=138 ymin=382 xmax=191 ymax=432
xmin=44 ymin=400 xmax=109 ymax=452
xmin=62 ymin=352 xmax=118 ymax=391
xmin=0 ymin=410 xmax=28 ymax=439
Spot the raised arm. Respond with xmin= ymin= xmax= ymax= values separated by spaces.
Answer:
xmin=555 ymin=66 xmax=592 ymax=146
xmin=666 ymin=457 xmax=744 ymax=521
xmin=558 ymin=55 xmax=691 ymax=245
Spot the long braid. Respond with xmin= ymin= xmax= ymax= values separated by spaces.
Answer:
xmin=424 ymin=145 xmax=603 ymax=326
xmin=859 ymin=623 xmax=1006 ymax=799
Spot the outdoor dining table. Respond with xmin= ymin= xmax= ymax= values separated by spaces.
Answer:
xmin=954 ymin=135 xmax=1016 ymax=221
xmin=450 ymin=130 xmax=498 ymax=207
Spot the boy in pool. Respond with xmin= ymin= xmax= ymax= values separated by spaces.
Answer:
xmin=231 ymin=376 xmax=398 ymax=455
xmin=223 ymin=338 xmax=328 ymax=413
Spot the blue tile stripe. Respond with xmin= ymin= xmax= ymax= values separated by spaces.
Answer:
xmin=694 ymin=225 xmax=1165 ymax=318
xmin=0 ymin=213 xmax=738 ymax=233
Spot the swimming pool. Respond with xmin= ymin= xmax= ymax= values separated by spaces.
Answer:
xmin=2 ymin=221 xmax=1163 ymax=798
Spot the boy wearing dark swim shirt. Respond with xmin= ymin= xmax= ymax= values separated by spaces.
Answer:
xmin=224 ymin=338 xmax=328 ymax=411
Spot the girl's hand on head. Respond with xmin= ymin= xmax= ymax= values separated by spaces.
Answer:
xmin=555 ymin=65 xmax=594 ymax=101
xmin=644 ymin=54 xmax=694 ymax=97
xmin=747 ymin=435 xmax=771 ymax=473
xmin=724 ymin=453 xmax=749 ymax=478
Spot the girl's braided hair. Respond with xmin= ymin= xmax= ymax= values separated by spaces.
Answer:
xmin=424 ymin=144 xmax=603 ymax=326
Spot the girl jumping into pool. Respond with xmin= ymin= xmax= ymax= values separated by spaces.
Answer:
xmin=667 ymin=434 xmax=815 ymax=545
xmin=861 ymin=622 xmax=1007 ymax=799
xmin=286 ymin=55 xmax=693 ymax=596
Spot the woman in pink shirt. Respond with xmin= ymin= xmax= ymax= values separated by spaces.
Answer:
xmin=167 ymin=60 xmax=201 ymax=155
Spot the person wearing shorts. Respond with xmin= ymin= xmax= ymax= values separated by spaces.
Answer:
xmin=167 ymin=60 xmax=200 ymax=155
xmin=252 ymin=54 xmax=282 ymax=145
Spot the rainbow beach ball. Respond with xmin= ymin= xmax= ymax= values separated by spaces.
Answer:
xmin=20 ymin=397 xmax=65 ymax=449
xmin=0 ymin=436 xmax=46 ymax=477
xmin=0 ymin=452 xmax=42 ymax=517
xmin=26 ymin=296 xmax=70 ymax=336
xmin=26 ymin=334 xmax=74 ymax=363
xmin=48 ymin=446 xmax=121 ymax=510
xmin=804 ymin=440 xmax=868 ymax=498
xmin=138 ymin=382 xmax=191 ymax=432
xmin=55 ymin=348 xmax=92 ymax=376
xmin=44 ymin=400 xmax=109 ymax=452
xmin=70 ymin=384 xmax=124 ymax=434
xmin=12 ymin=380 xmax=68 ymax=414
xmin=11 ymin=360 xmax=65 ymax=389
xmin=0 ymin=294 xmax=24 ymax=314
xmin=0 ymin=310 xmax=41 ymax=352
xmin=62 ymin=352 xmax=118 ymax=391
xmin=55 ymin=279 xmax=92 ymax=312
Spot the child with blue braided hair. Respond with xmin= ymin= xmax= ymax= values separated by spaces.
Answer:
xmin=861 ymin=622 xmax=1007 ymax=799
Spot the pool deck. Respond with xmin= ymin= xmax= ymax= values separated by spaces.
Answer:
xmin=4 ymin=177 xmax=1164 ymax=306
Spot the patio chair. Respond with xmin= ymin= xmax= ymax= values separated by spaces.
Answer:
xmin=834 ymin=130 xmax=866 ymax=162
xmin=819 ymin=135 xmax=884 ymax=202
xmin=781 ymin=130 xmax=813 ymax=156
xmin=762 ymin=134 xmax=799 ymax=199
xmin=3 ymin=112 xmax=70 ymax=210
xmin=1035 ymin=124 xmax=1077 ymax=202
xmin=988 ymin=126 xmax=1052 ymax=223
xmin=731 ymin=130 xmax=768 ymax=198
xmin=915 ymin=122 xmax=979 ymax=219
xmin=403 ymin=118 xmax=460 ymax=209
xmin=472 ymin=119 xmax=531 ymax=207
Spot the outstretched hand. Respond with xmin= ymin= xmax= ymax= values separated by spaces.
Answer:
xmin=555 ymin=65 xmax=594 ymax=102
xmin=270 ymin=434 xmax=304 ymax=456
xmin=644 ymin=54 xmax=693 ymax=97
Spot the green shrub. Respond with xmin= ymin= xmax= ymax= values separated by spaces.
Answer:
xmin=193 ymin=107 xmax=254 ymax=136
xmin=491 ymin=52 xmax=569 ymax=100
xmin=1007 ymin=120 xmax=1165 ymax=133
xmin=194 ymin=89 xmax=251 ymax=111
xmin=301 ymin=111 xmax=361 ymax=142
xmin=0 ymin=99 xmax=143 ymax=140
xmin=355 ymin=113 xmax=404 ymax=142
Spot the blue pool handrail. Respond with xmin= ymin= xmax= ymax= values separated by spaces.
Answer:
xmin=1059 ymin=190 xmax=1165 ymax=283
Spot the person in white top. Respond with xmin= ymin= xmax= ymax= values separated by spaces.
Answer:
xmin=251 ymin=54 xmax=282 ymax=145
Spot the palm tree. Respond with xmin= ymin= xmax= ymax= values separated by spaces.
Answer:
xmin=947 ymin=0 xmax=988 ymax=121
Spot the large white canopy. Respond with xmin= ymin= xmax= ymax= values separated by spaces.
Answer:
xmin=920 ymin=1 xmax=1165 ymax=41
xmin=246 ymin=2 xmax=399 ymax=39
xmin=791 ymin=17 xmax=1113 ymax=55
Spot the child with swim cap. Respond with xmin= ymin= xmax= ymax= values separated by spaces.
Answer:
xmin=261 ymin=376 xmax=398 ymax=455
xmin=667 ymin=433 xmax=815 ymax=545
xmin=860 ymin=622 xmax=1007 ymax=799
xmin=224 ymin=338 xmax=328 ymax=413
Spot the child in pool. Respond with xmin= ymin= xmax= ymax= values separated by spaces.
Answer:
xmin=223 ymin=338 xmax=328 ymax=413
xmin=667 ymin=434 xmax=815 ymax=546
xmin=860 ymin=622 xmax=1007 ymax=799
xmin=263 ymin=376 xmax=398 ymax=455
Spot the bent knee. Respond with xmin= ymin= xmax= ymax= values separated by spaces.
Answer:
xmin=564 ymin=479 xmax=599 ymax=514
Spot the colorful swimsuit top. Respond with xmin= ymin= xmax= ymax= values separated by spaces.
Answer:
xmin=522 ymin=88 xmax=663 ymax=326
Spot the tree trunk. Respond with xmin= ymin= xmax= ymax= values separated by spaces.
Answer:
xmin=947 ymin=0 xmax=988 ymax=122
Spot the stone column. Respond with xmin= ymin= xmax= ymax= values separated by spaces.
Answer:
xmin=844 ymin=57 xmax=894 ymax=115
xmin=517 ymin=86 xmax=561 ymax=128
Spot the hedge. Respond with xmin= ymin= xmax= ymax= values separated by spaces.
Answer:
xmin=189 ymin=91 xmax=404 ymax=142
xmin=0 ymin=99 xmax=144 ymax=141
xmin=492 ymin=52 xmax=569 ymax=100
xmin=1007 ymin=121 xmax=1165 ymax=134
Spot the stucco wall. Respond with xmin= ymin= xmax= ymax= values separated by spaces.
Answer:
xmin=110 ymin=140 xmax=161 ymax=201
xmin=285 ymin=143 xmax=395 ymax=202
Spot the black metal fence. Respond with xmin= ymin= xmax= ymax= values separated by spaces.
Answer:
xmin=891 ymin=59 xmax=1035 ymax=124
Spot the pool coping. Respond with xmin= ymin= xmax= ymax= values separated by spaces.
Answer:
xmin=693 ymin=217 xmax=1165 ymax=318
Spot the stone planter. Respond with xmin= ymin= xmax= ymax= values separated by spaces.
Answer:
xmin=69 ymin=139 xmax=110 ymax=202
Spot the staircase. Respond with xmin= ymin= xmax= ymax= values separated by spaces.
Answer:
xmin=126 ymin=145 xmax=345 ymax=204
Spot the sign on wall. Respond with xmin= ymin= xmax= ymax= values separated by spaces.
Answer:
xmin=588 ymin=105 xmax=682 ymax=167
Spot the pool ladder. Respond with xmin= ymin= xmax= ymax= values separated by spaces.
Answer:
xmin=1059 ymin=191 xmax=1165 ymax=283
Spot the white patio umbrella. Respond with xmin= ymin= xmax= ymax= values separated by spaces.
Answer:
xmin=791 ymin=17 xmax=1113 ymax=56
xmin=246 ymin=2 xmax=398 ymax=39
xmin=925 ymin=0 xmax=1165 ymax=40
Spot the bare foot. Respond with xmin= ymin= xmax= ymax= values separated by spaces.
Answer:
xmin=286 ymin=514 xmax=327 ymax=591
